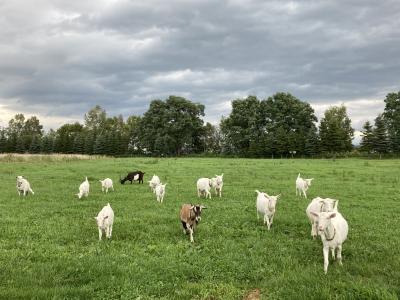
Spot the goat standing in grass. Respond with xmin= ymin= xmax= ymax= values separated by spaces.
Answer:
xmin=148 ymin=175 xmax=161 ymax=193
xmin=99 ymin=178 xmax=114 ymax=193
xmin=310 ymin=211 xmax=348 ymax=274
xmin=76 ymin=177 xmax=90 ymax=199
xmin=155 ymin=183 xmax=166 ymax=203
xmin=296 ymin=173 xmax=313 ymax=198
xmin=16 ymin=176 xmax=34 ymax=196
xmin=197 ymin=178 xmax=212 ymax=199
xmin=211 ymin=174 xmax=224 ymax=197
xmin=306 ymin=197 xmax=338 ymax=239
xmin=255 ymin=190 xmax=281 ymax=230
xmin=95 ymin=203 xmax=114 ymax=240
xmin=180 ymin=204 xmax=207 ymax=242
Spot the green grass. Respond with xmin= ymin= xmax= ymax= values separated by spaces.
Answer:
xmin=0 ymin=157 xmax=399 ymax=299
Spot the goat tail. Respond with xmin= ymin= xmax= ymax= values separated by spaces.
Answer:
xmin=255 ymin=190 xmax=260 ymax=194
xmin=297 ymin=173 xmax=300 ymax=179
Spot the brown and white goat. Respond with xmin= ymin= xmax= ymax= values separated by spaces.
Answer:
xmin=179 ymin=204 xmax=207 ymax=243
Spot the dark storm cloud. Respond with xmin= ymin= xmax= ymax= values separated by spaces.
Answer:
xmin=0 ymin=0 xmax=399 ymax=129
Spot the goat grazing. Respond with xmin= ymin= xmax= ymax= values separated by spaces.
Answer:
xmin=255 ymin=190 xmax=281 ymax=230
xmin=76 ymin=177 xmax=90 ymax=199
xmin=210 ymin=174 xmax=224 ymax=197
xmin=95 ymin=203 xmax=114 ymax=240
xmin=16 ymin=176 xmax=34 ymax=196
xmin=120 ymin=171 xmax=145 ymax=184
xmin=99 ymin=178 xmax=114 ymax=193
xmin=148 ymin=175 xmax=161 ymax=193
xmin=180 ymin=204 xmax=207 ymax=242
xmin=155 ymin=183 xmax=167 ymax=203
xmin=310 ymin=211 xmax=348 ymax=274
xmin=197 ymin=178 xmax=212 ymax=199
xmin=306 ymin=197 xmax=338 ymax=238
xmin=296 ymin=173 xmax=313 ymax=198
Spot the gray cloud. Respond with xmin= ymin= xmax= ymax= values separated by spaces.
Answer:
xmin=0 ymin=0 xmax=399 ymax=130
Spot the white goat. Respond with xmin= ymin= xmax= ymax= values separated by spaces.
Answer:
xmin=310 ymin=211 xmax=348 ymax=274
xmin=16 ymin=176 xmax=34 ymax=196
xmin=99 ymin=178 xmax=114 ymax=193
xmin=180 ymin=204 xmax=207 ymax=242
xmin=210 ymin=174 xmax=224 ymax=197
xmin=76 ymin=177 xmax=90 ymax=199
xmin=155 ymin=183 xmax=167 ymax=203
xmin=197 ymin=178 xmax=212 ymax=199
xmin=296 ymin=173 xmax=313 ymax=198
xmin=255 ymin=190 xmax=281 ymax=230
xmin=95 ymin=203 xmax=114 ymax=240
xmin=306 ymin=197 xmax=338 ymax=239
xmin=148 ymin=175 xmax=161 ymax=193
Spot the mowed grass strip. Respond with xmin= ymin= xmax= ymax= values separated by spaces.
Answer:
xmin=0 ymin=158 xmax=399 ymax=299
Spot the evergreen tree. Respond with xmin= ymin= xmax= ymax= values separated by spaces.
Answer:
xmin=94 ymin=134 xmax=107 ymax=155
xmin=360 ymin=121 xmax=374 ymax=153
xmin=383 ymin=91 xmax=400 ymax=152
xmin=372 ymin=114 xmax=390 ymax=156
xmin=0 ymin=130 xmax=7 ymax=153
xmin=29 ymin=135 xmax=42 ymax=153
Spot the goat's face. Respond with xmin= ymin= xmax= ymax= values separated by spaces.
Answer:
xmin=95 ymin=215 xmax=109 ymax=228
xmin=311 ymin=212 xmax=336 ymax=232
xmin=215 ymin=174 xmax=223 ymax=185
xmin=191 ymin=205 xmax=207 ymax=223
xmin=267 ymin=194 xmax=280 ymax=212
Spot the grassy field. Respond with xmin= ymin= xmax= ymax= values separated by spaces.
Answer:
xmin=0 ymin=157 xmax=399 ymax=299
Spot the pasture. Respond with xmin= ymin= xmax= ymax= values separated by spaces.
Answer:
xmin=0 ymin=157 xmax=399 ymax=299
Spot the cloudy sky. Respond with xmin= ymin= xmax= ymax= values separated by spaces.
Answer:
xmin=0 ymin=0 xmax=399 ymax=139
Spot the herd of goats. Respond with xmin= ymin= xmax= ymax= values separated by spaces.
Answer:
xmin=15 ymin=171 xmax=348 ymax=274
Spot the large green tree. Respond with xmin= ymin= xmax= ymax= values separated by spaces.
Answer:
xmin=319 ymin=105 xmax=354 ymax=153
xmin=383 ymin=91 xmax=400 ymax=152
xmin=220 ymin=93 xmax=318 ymax=157
xmin=360 ymin=121 xmax=374 ymax=154
xmin=372 ymin=114 xmax=390 ymax=155
xmin=139 ymin=96 xmax=205 ymax=155
xmin=262 ymin=93 xmax=318 ymax=157
xmin=220 ymin=96 xmax=265 ymax=156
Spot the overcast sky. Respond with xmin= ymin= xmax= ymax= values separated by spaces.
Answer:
xmin=1 ymin=0 xmax=399 ymax=139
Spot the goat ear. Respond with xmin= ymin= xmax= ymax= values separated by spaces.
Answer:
xmin=310 ymin=212 xmax=319 ymax=217
xmin=334 ymin=200 xmax=339 ymax=209
xmin=190 ymin=205 xmax=194 ymax=210
xmin=329 ymin=212 xmax=336 ymax=219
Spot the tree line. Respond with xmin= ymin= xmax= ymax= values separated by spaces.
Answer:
xmin=0 ymin=92 xmax=398 ymax=157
